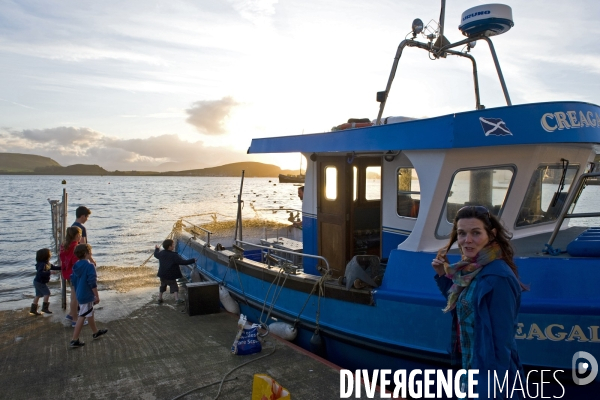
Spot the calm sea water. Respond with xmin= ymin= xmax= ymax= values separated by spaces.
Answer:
xmin=0 ymin=175 xmax=302 ymax=303
xmin=0 ymin=175 xmax=598 ymax=305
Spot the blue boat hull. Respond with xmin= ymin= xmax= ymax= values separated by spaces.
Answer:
xmin=177 ymin=236 xmax=600 ymax=397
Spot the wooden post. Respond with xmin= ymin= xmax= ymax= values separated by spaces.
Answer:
xmin=60 ymin=189 xmax=68 ymax=309
xmin=233 ymin=170 xmax=245 ymax=242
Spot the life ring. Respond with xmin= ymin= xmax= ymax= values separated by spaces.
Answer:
xmin=333 ymin=122 xmax=373 ymax=131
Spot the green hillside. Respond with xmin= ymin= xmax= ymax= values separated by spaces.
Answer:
xmin=0 ymin=153 xmax=61 ymax=172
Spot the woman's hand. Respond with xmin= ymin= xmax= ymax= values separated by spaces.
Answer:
xmin=432 ymin=249 xmax=448 ymax=277
xmin=431 ymin=258 xmax=446 ymax=277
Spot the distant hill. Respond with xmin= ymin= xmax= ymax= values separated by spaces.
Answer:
xmin=34 ymin=164 xmax=109 ymax=175
xmin=162 ymin=162 xmax=284 ymax=177
xmin=154 ymin=161 xmax=209 ymax=172
xmin=0 ymin=152 xmax=288 ymax=177
xmin=0 ymin=153 xmax=61 ymax=172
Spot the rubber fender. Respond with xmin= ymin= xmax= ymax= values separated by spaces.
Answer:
xmin=219 ymin=285 xmax=240 ymax=314
xmin=268 ymin=321 xmax=298 ymax=341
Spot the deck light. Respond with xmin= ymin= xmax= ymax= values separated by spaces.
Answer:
xmin=412 ymin=18 xmax=424 ymax=38
xmin=384 ymin=151 xmax=398 ymax=162
xmin=310 ymin=153 xmax=317 ymax=162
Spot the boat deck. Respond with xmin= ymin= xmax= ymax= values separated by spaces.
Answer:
xmin=0 ymin=286 xmax=389 ymax=399
xmin=446 ymin=226 xmax=589 ymax=258
xmin=511 ymin=226 xmax=589 ymax=258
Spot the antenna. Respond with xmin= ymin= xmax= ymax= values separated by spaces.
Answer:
xmin=438 ymin=0 xmax=446 ymax=46
xmin=376 ymin=2 xmax=514 ymax=124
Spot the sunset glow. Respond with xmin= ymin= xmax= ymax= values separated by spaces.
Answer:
xmin=0 ymin=0 xmax=598 ymax=171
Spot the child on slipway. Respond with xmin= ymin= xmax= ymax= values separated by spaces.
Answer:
xmin=154 ymin=239 xmax=196 ymax=304
xmin=60 ymin=226 xmax=88 ymax=327
xmin=30 ymin=248 xmax=61 ymax=315
xmin=70 ymin=243 xmax=107 ymax=348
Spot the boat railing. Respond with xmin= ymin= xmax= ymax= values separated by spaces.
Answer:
xmin=545 ymin=171 xmax=600 ymax=252
xmin=181 ymin=219 xmax=214 ymax=247
xmin=235 ymin=239 xmax=331 ymax=274
xmin=250 ymin=207 xmax=302 ymax=213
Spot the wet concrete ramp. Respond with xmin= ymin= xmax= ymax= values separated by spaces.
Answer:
xmin=0 ymin=294 xmax=384 ymax=399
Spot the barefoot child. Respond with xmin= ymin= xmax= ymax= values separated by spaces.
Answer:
xmin=70 ymin=244 xmax=107 ymax=348
xmin=31 ymin=248 xmax=61 ymax=315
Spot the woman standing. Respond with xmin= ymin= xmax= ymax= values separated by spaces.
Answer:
xmin=432 ymin=206 xmax=527 ymax=399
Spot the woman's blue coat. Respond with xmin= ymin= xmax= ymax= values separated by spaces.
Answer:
xmin=436 ymin=259 xmax=525 ymax=399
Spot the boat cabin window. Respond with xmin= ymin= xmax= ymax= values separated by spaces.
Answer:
xmin=365 ymin=166 xmax=381 ymax=200
xmin=397 ymin=167 xmax=420 ymax=218
xmin=516 ymin=164 xmax=579 ymax=228
xmin=436 ymin=167 xmax=514 ymax=237
xmin=325 ymin=166 xmax=337 ymax=200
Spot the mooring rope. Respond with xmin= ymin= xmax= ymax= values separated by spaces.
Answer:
xmin=293 ymin=270 xmax=331 ymax=331
xmin=169 ymin=347 xmax=277 ymax=400
xmin=230 ymin=257 xmax=263 ymax=325
xmin=258 ymin=267 xmax=290 ymax=327
xmin=139 ymin=221 xmax=180 ymax=268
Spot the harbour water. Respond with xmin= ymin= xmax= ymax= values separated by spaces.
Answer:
xmin=0 ymin=175 xmax=302 ymax=304
xmin=0 ymin=174 xmax=597 ymax=305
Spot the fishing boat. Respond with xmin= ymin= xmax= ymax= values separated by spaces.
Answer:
xmin=277 ymin=173 xmax=305 ymax=184
xmin=173 ymin=1 xmax=600 ymax=395
xmin=278 ymin=154 xmax=306 ymax=183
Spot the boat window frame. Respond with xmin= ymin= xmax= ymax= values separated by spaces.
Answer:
xmin=514 ymin=163 xmax=580 ymax=230
xmin=395 ymin=166 xmax=421 ymax=219
xmin=434 ymin=164 xmax=517 ymax=240
xmin=364 ymin=165 xmax=382 ymax=202
xmin=324 ymin=165 xmax=338 ymax=200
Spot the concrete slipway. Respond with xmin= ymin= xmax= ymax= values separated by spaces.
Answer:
xmin=0 ymin=285 xmax=389 ymax=400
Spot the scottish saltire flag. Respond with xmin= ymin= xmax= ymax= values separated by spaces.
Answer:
xmin=479 ymin=117 xmax=513 ymax=136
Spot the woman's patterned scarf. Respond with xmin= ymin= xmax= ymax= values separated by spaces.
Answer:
xmin=442 ymin=242 xmax=502 ymax=313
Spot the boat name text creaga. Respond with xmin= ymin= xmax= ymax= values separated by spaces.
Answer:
xmin=541 ymin=110 xmax=600 ymax=132
xmin=516 ymin=323 xmax=600 ymax=342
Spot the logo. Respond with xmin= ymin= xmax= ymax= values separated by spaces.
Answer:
xmin=572 ymin=351 xmax=598 ymax=385
xmin=462 ymin=10 xmax=491 ymax=22
xmin=480 ymin=117 xmax=513 ymax=136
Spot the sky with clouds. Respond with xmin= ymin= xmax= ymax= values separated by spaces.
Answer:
xmin=0 ymin=0 xmax=599 ymax=171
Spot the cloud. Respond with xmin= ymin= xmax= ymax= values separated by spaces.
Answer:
xmin=185 ymin=97 xmax=240 ymax=135
xmin=228 ymin=0 xmax=279 ymax=26
xmin=0 ymin=127 xmax=247 ymax=171
xmin=19 ymin=126 xmax=103 ymax=147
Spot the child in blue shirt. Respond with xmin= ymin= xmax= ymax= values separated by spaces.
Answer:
xmin=69 ymin=243 xmax=108 ymax=348
xmin=31 ymin=248 xmax=61 ymax=315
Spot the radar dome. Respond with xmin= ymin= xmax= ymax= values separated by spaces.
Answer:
xmin=459 ymin=4 xmax=513 ymax=38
